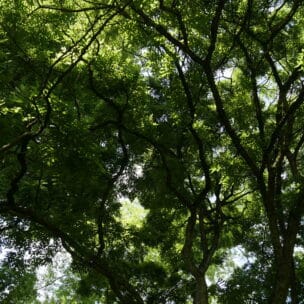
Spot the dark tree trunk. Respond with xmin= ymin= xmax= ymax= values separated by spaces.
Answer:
xmin=269 ymin=257 xmax=293 ymax=304
xmin=263 ymin=174 xmax=301 ymax=304
xmin=194 ymin=276 xmax=209 ymax=304
xmin=290 ymin=260 xmax=299 ymax=304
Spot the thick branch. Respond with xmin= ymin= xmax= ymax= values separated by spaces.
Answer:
xmin=203 ymin=64 xmax=261 ymax=179
xmin=205 ymin=0 xmax=227 ymax=62
xmin=265 ymin=87 xmax=304 ymax=158
xmin=6 ymin=140 xmax=30 ymax=206
xmin=237 ymin=37 xmax=265 ymax=141
xmin=174 ymin=60 xmax=211 ymax=201
xmin=181 ymin=210 xmax=201 ymax=277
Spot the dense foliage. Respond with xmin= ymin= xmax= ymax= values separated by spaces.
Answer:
xmin=1 ymin=0 xmax=304 ymax=303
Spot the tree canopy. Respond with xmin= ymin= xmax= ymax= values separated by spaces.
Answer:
xmin=1 ymin=0 xmax=304 ymax=303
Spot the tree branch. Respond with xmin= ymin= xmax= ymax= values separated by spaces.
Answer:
xmin=205 ymin=0 xmax=227 ymax=62
xmin=203 ymin=64 xmax=261 ymax=179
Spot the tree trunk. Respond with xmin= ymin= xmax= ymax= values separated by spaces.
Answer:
xmin=269 ymin=255 xmax=293 ymax=304
xmin=194 ymin=276 xmax=209 ymax=304
xmin=263 ymin=174 xmax=301 ymax=304
xmin=290 ymin=260 xmax=299 ymax=304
